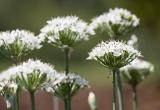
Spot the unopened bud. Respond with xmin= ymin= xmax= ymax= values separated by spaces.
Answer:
xmin=88 ymin=92 xmax=97 ymax=110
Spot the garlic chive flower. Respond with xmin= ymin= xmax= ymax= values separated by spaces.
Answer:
xmin=0 ymin=29 xmax=43 ymax=62
xmin=120 ymin=58 xmax=154 ymax=86
xmin=90 ymin=8 xmax=140 ymax=37
xmin=45 ymin=73 xmax=89 ymax=99
xmin=87 ymin=41 xmax=141 ymax=69
xmin=40 ymin=16 xmax=94 ymax=48
xmin=0 ymin=59 xmax=57 ymax=92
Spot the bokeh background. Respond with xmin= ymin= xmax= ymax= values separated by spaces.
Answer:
xmin=0 ymin=0 xmax=160 ymax=110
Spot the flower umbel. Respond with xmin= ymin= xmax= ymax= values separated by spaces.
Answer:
xmin=87 ymin=40 xmax=141 ymax=69
xmin=90 ymin=8 xmax=140 ymax=37
xmin=120 ymin=58 xmax=154 ymax=86
xmin=45 ymin=73 xmax=89 ymax=99
xmin=40 ymin=16 xmax=94 ymax=48
xmin=0 ymin=29 xmax=43 ymax=62
xmin=0 ymin=59 xmax=57 ymax=92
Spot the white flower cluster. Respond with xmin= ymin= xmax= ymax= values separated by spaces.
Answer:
xmin=0 ymin=29 xmax=43 ymax=59
xmin=40 ymin=16 xmax=95 ymax=48
xmin=45 ymin=73 xmax=89 ymax=99
xmin=120 ymin=58 xmax=154 ymax=86
xmin=90 ymin=8 xmax=140 ymax=37
xmin=87 ymin=41 xmax=141 ymax=69
xmin=0 ymin=59 xmax=57 ymax=92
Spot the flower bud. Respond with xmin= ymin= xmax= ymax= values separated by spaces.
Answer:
xmin=88 ymin=92 xmax=97 ymax=110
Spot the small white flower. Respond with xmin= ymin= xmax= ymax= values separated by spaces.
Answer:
xmin=6 ymin=100 xmax=11 ymax=109
xmin=90 ymin=8 xmax=140 ymax=37
xmin=120 ymin=58 xmax=154 ymax=86
xmin=0 ymin=29 xmax=43 ymax=60
xmin=40 ymin=16 xmax=94 ymax=48
xmin=87 ymin=40 xmax=141 ymax=69
xmin=127 ymin=34 xmax=138 ymax=48
xmin=45 ymin=72 xmax=89 ymax=99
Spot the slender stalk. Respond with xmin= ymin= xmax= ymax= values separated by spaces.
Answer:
xmin=15 ymin=88 xmax=20 ymax=110
xmin=30 ymin=92 xmax=36 ymax=110
xmin=64 ymin=95 xmax=72 ymax=110
xmin=112 ymin=70 xmax=117 ymax=110
xmin=64 ymin=47 xmax=72 ymax=110
xmin=132 ymin=86 xmax=138 ymax=110
xmin=116 ymin=69 xmax=124 ymax=110
xmin=13 ymin=58 xmax=20 ymax=110
xmin=64 ymin=48 xmax=70 ymax=74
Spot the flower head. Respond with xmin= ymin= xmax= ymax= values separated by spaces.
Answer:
xmin=120 ymin=58 xmax=154 ymax=86
xmin=90 ymin=8 xmax=140 ymax=37
xmin=0 ymin=59 xmax=57 ymax=92
xmin=0 ymin=29 xmax=43 ymax=61
xmin=87 ymin=40 xmax=141 ymax=69
xmin=44 ymin=73 xmax=89 ymax=99
xmin=40 ymin=16 xmax=94 ymax=48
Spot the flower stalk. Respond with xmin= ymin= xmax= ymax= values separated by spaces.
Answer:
xmin=15 ymin=88 xmax=20 ymax=110
xmin=64 ymin=47 xmax=72 ymax=110
xmin=116 ymin=69 xmax=124 ymax=110
xmin=64 ymin=47 xmax=70 ymax=75
xmin=132 ymin=86 xmax=138 ymax=110
xmin=14 ymin=59 xmax=20 ymax=110
xmin=64 ymin=94 xmax=72 ymax=110
xmin=112 ymin=70 xmax=117 ymax=110
xmin=30 ymin=92 xmax=36 ymax=110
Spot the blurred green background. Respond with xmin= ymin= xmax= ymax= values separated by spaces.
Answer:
xmin=0 ymin=0 xmax=159 ymax=86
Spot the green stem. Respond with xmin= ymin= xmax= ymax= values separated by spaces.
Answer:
xmin=12 ymin=56 xmax=22 ymax=110
xmin=30 ymin=92 xmax=36 ymax=110
xmin=64 ymin=48 xmax=70 ymax=75
xmin=116 ymin=69 xmax=124 ymax=110
xmin=112 ymin=70 xmax=117 ymax=110
xmin=15 ymin=87 xmax=20 ymax=110
xmin=64 ymin=95 xmax=72 ymax=110
xmin=132 ymin=86 xmax=138 ymax=110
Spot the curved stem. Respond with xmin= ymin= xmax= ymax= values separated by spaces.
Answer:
xmin=132 ymin=86 xmax=138 ymax=110
xmin=112 ymin=70 xmax=117 ymax=110
xmin=30 ymin=92 xmax=36 ymax=110
xmin=116 ymin=69 xmax=124 ymax=110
